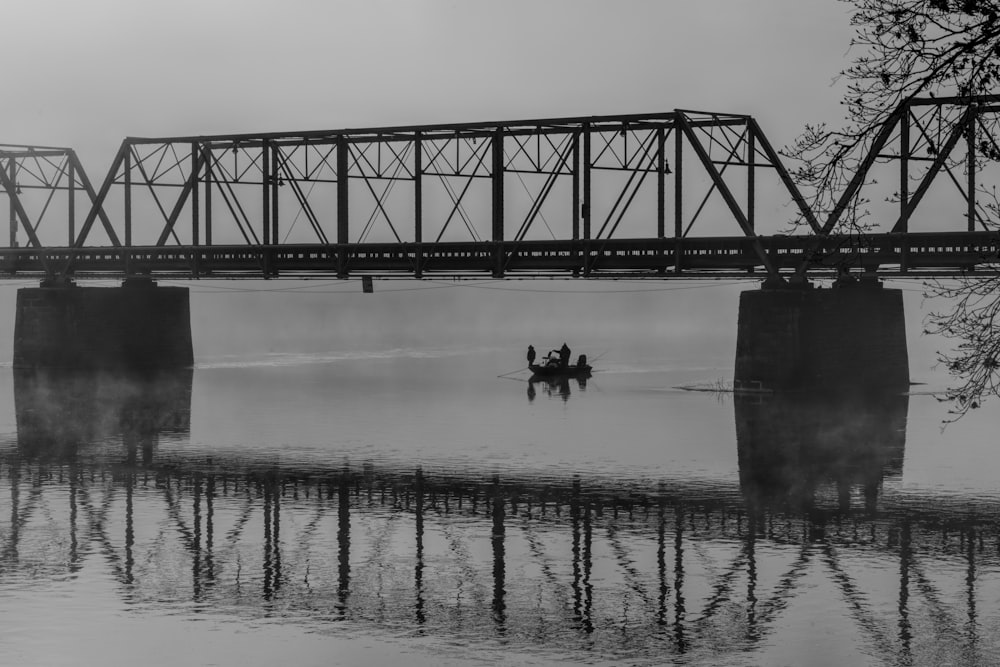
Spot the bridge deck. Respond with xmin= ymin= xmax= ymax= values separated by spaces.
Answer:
xmin=1 ymin=231 xmax=995 ymax=280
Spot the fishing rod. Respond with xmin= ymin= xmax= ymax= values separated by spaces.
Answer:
xmin=497 ymin=366 xmax=529 ymax=379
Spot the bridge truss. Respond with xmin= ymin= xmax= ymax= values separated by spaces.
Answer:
xmin=2 ymin=101 xmax=999 ymax=280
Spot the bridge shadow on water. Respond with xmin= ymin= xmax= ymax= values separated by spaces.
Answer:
xmin=2 ymin=373 xmax=999 ymax=664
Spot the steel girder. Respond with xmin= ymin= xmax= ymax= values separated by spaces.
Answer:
xmin=0 ymin=231 xmax=994 ymax=280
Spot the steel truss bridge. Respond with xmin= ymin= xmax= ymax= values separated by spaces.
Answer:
xmin=2 ymin=97 xmax=1000 ymax=282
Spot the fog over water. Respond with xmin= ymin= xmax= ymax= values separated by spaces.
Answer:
xmin=176 ymin=279 xmax=934 ymax=365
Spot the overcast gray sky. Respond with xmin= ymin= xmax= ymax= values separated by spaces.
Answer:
xmin=8 ymin=1 xmax=855 ymax=170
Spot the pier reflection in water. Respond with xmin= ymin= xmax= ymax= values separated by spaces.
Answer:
xmin=736 ymin=391 xmax=907 ymax=514
xmin=13 ymin=368 xmax=192 ymax=464
xmin=2 ymin=374 xmax=1000 ymax=666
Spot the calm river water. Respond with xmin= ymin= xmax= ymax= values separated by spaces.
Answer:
xmin=0 ymin=282 xmax=998 ymax=666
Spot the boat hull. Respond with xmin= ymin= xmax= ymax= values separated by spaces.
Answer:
xmin=528 ymin=364 xmax=592 ymax=379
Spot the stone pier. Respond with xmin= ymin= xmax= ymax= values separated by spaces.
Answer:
xmin=13 ymin=280 xmax=193 ymax=370
xmin=734 ymin=282 xmax=909 ymax=392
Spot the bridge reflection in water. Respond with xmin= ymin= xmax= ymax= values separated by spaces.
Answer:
xmin=2 ymin=374 xmax=999 ymax=664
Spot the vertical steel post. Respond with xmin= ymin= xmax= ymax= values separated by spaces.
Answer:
xmin=572 ymin=130 xmax=581 ymax=274
xmin=582 ymin=123 xmax=591 ymax=240
xmin=900 ymin=109 xmax=909 ymax=271
xmin=900 ymin=110 xmax=909 ymax=231
xmin=572 ymin=130 xmax=580 ymax=240
xmin=968 ymin=105 xmax=976 ymax=232
xmin=657 ymin=127 xmax=666 ymax=238
xmin=582 ymin=124 xmax=592 ymax=276
xmin=261 ymin=142 xmax=271 ymax=246
xmin=492 ymin=127 xmax=504 ymax=277
xmin=337 ymin=135 xmax=349 ymax=277
xmin=124 ymin=148 xmax=132 ymax=247
xmin=205 ymin=146 xmax=213 ymax=246
xmin=747 ymin=126 xmax=755 ymax=233
xmin=271 ymin=143 xmax=280 ymax=246
xmin=8 ymin=158 xmax=15 ymax=248
xmin=674 ymin=121 xmax=683 ymax=238
xmin=67 ymin=159 xmax=75 ymax=246
xmin=674 ymin=119 xmax=683 ymax=274
xmin=414 ymin=132 xmax=423 ymax=278
xmin=191 ymin=143 xmax=200 ymax=246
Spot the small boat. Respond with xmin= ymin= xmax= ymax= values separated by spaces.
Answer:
xmin=525 ymin=347 xmax=592 ymax=380
xmin=529 ymin=349 xmax=592 ymax=378
xmin=529 ymin=362 xmax=592 ymax=379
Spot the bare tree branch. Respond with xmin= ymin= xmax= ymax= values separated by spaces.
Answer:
xmin=784 ymin=0 xmax=1000 ymax=417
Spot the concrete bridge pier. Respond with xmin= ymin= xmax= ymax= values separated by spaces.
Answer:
xmin=13 ymin=278 xmax=193 ymax=370
xmin=734 ymin=280 xmax=909 ymax=392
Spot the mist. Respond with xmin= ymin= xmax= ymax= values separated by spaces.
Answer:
xmin=183 ymin=278 xmax=950 ymax=388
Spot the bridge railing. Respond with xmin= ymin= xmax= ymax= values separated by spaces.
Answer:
xmin=0 ymin=231 xmax=994 ymax=279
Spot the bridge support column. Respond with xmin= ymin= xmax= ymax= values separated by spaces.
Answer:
xmin=734 ymin=281 xmax=909 ymax=392
xmin=13 ymin=279 xmax=193 ymax=370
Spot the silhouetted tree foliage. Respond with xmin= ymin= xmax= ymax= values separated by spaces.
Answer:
xmin=784 ymin=0 xmax=1000 ymax=417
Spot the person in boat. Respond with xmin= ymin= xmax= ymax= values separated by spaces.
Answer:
xmin=577 ymin=354 xmax=587 ymax=369
xmin=559 ymin=343 xmax=571 ymax=368
xmin=527 ymin=345 xmax=536 ymax=366
xmin=545 ymin=350 xmax=561 ymax=368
